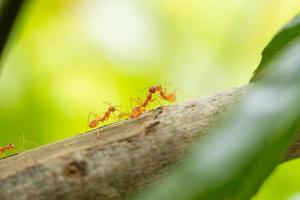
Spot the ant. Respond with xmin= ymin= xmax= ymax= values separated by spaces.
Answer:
xmin=0 ymin=135 xmax=39 ymax=159
xmin=140 ymin=85 xmax=176 ymax=108
xmin=88 ymin=102 xmax=120 ymax=128
xmin=124 ymin=84 xmax=177 ymax=118
xmin=0 ymin=144 xmax=15 ymax=155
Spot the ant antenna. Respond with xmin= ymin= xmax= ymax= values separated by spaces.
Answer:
xmin=87 ymin=112 xmax=94 ymax=127
xmin=139 ymin=86 xmax=150 ymax=93
xmin=18 ymin=133 xmax=39 ymax=152
xmin=130 ymin=97 xmax=144 ymax=109
xmin=102 ymin=101 xmax=127 ymax=110
xmin=139 ymin=83 xmax=171 ymax=93
xmin=160 ymin=82 xmax=171 ymax=87
xmin=173 ymin=87 xmax=191 ymax=98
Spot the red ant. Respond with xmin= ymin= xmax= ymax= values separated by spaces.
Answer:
xmin=126 ymin=84 xmax=177 ymax=118
xmin=0 ymin=144 xmax=15 ymax=154
xmin=88 ymin=102 xmax=120 ymax=128
xmin=140 ymin=85 xmax=176 ymax=108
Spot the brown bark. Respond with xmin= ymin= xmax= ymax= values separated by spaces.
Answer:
xmin=0 ymin=86 xmax=299 ymax=200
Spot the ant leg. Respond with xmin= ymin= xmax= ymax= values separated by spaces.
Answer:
xmin=87 ymin=112 xmax=93 ymax=127
xmin=110 ymin=112 xmax=128 ymax=129
xmin=20 ymin=133 xmax=26 ymax=153
xmin=118 ymin=111 xmax=130 ymax=119
xmin=21 ymin=133 xmax=39 ymax=149
xmin=14 ymin=145 xmax=22 ymax=154
xmin=137 ymin=97 xmax=144 ymax=105
xmin=111 ymin=112 xmax=119 ymax=121
xmin=130 ymin=97 xmax=143 ymax=111
xmin=163 ymin=87 xmax=168 ymax=96
xmin=137 ymin=97 xmax=147 ymax=108
xmin=130 ymin=97 xmax=141 ymax=105
xmin=0 ymin=152 xmax=5 ymax=159
xmin=130 ymin=97 xmax=134 ymax=110
xmin=154 ymin=97 xmax=163 ymax=106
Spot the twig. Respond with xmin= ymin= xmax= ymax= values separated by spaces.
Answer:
xmin=0 ymin=86 xmax=298 ymax=200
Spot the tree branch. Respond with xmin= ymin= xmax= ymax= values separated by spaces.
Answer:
xmin=0 ymin=86 xmax=299 ymax=200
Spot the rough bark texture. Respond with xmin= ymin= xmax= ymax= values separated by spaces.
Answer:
xmin=0 ymin=86 xmax=299 ymax=200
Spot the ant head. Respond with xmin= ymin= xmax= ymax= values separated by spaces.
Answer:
xmin=7 ymin=144 xmax=15 ymax=150
xmin=89 ymin=120 xmax=99 ymax=128
xmin=149 ymin=87 xmax=157 ymax=93
xmin=108 ymin=106 xmax=116 ymax=112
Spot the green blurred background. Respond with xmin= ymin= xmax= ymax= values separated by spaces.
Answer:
xmin=0 ymin=0 xmax=299 ymax=199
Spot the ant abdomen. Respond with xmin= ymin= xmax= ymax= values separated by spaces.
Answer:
xmin=89 ymin=120 xmax=99 ymax=128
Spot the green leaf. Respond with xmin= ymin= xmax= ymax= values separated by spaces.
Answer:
xmin=132 ymin=19 xmax=300 ymax=200
xmin=0 ymin=0 xmax=26 ymax=71
xmin=251 ymin=13 xmax=300 ymax=81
